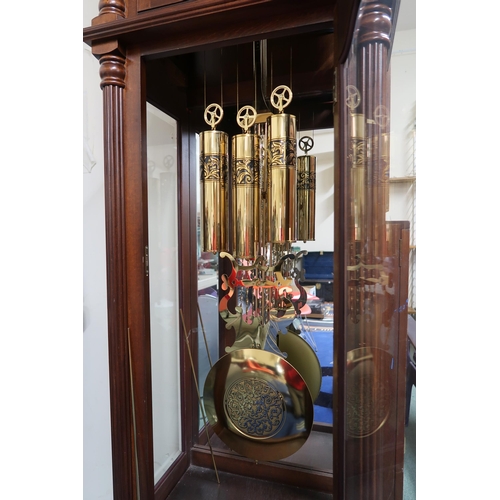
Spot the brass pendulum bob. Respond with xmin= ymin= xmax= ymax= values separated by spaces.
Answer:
xmin=297 ymin=135 xmax=317 ymax=242
xmin=199 ymin=103 xmax=229 ymax=253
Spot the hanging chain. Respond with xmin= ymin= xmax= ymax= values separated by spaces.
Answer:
xmin=236 ymin=46 xmax=239 ymax=112
xmin=203 ymin=51 xmax=207 ymax=111
xmin=220 ymin=48 xmax=223 ymax=108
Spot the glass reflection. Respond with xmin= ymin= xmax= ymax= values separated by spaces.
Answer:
xmin=341 ymin=1 xmax=408 ymax=498
xmin=146 ymin=103 xmax=181 ymax=483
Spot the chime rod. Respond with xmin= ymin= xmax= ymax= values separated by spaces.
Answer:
xmin=179 ymin=309 xmax=220 ymax=484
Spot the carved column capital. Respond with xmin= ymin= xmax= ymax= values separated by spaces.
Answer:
xmin=99 ymin=51 xmax=126 ymax=89
xmin=98 ymin=0 xmax=126 ymax=16
xmin=92 ymin=0 xmax=126 ymax=26
xmin=357 ymin=0 xmax=392 ymax=47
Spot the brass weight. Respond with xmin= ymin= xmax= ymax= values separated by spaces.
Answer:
xmin=266 ymin=86 xmax=297 ymax=244
xmin=297 ymin=136 xmax=317 ymax=242
xmin=231 ymin=106 xmax=262 ymax=259
xmin=199 ymin=104 xmax=228 ymax=252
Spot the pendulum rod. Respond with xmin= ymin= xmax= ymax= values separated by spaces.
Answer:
xmin=197 ymin=301 xmax=213 ymax=369
xmin=127 ymin=328 xmax=141 ymax=499
xmin=179 ymin=309 xmax=220 ymax=484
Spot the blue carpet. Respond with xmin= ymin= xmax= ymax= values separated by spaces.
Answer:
xmin=305 ymin=322 xmax=333 ymax=424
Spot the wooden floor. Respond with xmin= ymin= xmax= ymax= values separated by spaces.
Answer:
xmin=166 ymin=465 xmax=333 ymax=500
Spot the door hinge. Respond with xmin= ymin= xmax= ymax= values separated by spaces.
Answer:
xmin=145 ymin=246 xmax=149 ymax=277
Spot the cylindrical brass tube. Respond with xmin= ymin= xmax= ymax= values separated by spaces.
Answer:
xmin=349 ymin=113 xmax=366 ymax=241
xmin=266 ymin=113 xmax=297 ymax=243
xmin=199 ymin=130 xmax=228 ymax=252
xmin=253 ymin=121 xmax=268 ymax=252
xmin=350 ymin=113 xmax=365 ymax=138
xmin=297 ymin=155 xmax=316 ymax=242
xmin=231 ymin=133 xmax=262 ymax=259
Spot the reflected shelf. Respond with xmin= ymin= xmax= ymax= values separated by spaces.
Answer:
xmin=389 ymin=175 xmax=416 ymax=183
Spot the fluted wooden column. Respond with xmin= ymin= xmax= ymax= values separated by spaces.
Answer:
xmin=356 ymin=0 xmax=391 ymax=273
xmin=92 ymin=2 xmax=137 ymax=498
xmin=100 ymin=50 xmax=138 ymax=500
xmin=339 ymin=2 xmax=404 ymax=500
xmin=343 ymin=0 xmax=393 ymax=345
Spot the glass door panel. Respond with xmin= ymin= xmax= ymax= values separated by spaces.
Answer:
xmin=340 ymin=1 xmax=408 ymax=498
xmin=146 ymin=103 xmax=182 ymax=483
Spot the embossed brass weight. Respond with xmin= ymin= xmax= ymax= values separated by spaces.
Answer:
xmin=199 ymin=103 xmax=228 ymax=252
xmin=203 ymin=348 xmax=314 ymax=461
xmin=266 ymin=85 xmax=297 ymax=243
xmin=297 ymin=136 xmax=316 ymax=242
xmin=231 ymin=106 xmax=262 ymax=259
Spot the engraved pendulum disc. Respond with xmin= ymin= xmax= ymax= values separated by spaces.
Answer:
xmin=203 ymin=348 xmax=314 ymax=461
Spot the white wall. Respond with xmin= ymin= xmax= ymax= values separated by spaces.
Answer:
xmin=83 ymin=2 xmax=114 ymax=499
xmin=390 ymin=29 xmax=416 ymax=181
xmin=389 ymin=26 xmax=417 ymax=214
xmin=389 ymin=28 xmax=417 ymax=308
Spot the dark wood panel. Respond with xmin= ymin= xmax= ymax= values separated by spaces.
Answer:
xmin=84 ymin=0 xmax=334 ymax=55
xmin=334 ymin=0 xmax=362 ymax=65
xmin=154 ymin=453 xmax=190 ymax=500
xmin=191 ymin=446 xmax=333 ymax=494
xmin=332 ymin=52 xmax=347 ymax=500
xmin=393 ymin=223 xmax=410 ymax=498
xmin=124 ymin=45 xmax=156 ymax=500
xmin=166 ymin=466 xmax=333 ymax=500
xmin=138 ymin=0 xmax=186 ymax=12
xmin=144 ymin=32 xmax=336 ymax=136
